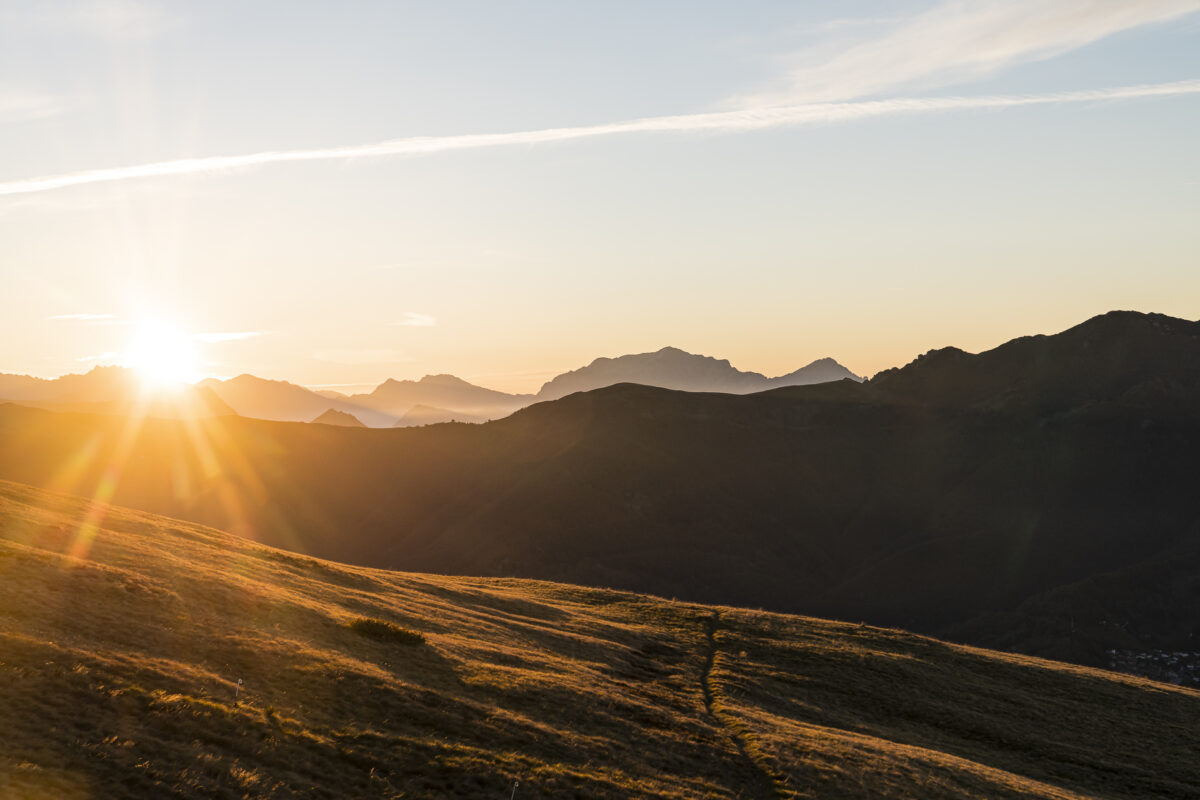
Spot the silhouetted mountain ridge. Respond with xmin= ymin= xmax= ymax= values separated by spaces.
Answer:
xmin=871 ymin=310 xmax=1200 ymax=411
xmin=536 ymin=346 xmax=862 ymax=400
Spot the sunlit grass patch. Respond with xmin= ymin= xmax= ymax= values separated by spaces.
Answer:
xmin=1 ymin=479 xmax=1199 ymax=799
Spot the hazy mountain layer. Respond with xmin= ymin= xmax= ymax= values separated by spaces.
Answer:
xmin=0 ymin=366 xmax=235 ymax=419
xmin=392 ymin=404 xmax=489 ymax=427
xmin=6 ymin=348 xmax=860 ymax=428
xmin=536 ymin=347 xmax=862 ymax=401
xmin=311 ymin=408 xmax=366 ymax=427
xmin=345 ymin=374 xmax=532 ymax=420
xmin=2 ymin=480 xmax=1196 ymax=799
xmin=198 ymin=374 xmax=396 ymax=427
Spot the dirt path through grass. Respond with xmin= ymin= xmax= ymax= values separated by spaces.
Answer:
xmin=701 ymin=610 xmax=785 ymax=799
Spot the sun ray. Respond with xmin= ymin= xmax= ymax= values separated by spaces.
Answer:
xmin=67 ymin=391 xmax=150 ymax=561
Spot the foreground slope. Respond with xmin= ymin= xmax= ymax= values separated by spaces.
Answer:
xmin=1 ymin=481 xmax=1198 ymax=799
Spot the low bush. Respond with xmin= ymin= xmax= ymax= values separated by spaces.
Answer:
xmin=346 ymin=617 xmax=426 ymax=645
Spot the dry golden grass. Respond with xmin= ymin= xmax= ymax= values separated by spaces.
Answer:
xmin=0 ymin=479 xmax=1197 ymax=799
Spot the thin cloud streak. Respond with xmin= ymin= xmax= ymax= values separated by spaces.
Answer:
xmin=1 ymin=79 xmax=1198 ymax=199
xmin=743 ymin=0 xmax=1200 ymax=106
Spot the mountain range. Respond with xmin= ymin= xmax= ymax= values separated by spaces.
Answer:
xmin=343 ymin=373 xmax=532 ymax=422
xmin=0 ymin=365 xmax=234 ymax=419
xmin=0 ymin=310 xmax=1196 ymax=683
xmin=0 ymin=348 xmax=861 ymax=428
xmin=535 ymin=348 xmax=861 ymax=401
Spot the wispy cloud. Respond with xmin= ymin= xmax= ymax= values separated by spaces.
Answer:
xmin=313 ymin=348 xmax=414 ymax=365
xmin=742 ymin=0 xmax=1200 ymax=106
xmin=390 ymin=312 xmax=437 ymax=328
xmin=0 ymin=89 xmax=64 ymax=123
xmin=193 ymin=331 xmax=264 ymax=343
xmin=1 ymin=79 xmax=1197 ymax=199
xmin=0 ymin=1 xmax=1196 ymax=200
xmin=47 ymin=312 xmax=116 ymax=321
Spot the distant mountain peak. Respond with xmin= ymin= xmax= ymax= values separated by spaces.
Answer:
xmin=1069 ymin=309 xmax=1198 ymax=338
xmin=223 ymin=373 xmax=293 ymax=387
xmin=310 ymin=408 xmax=366 ymax=427
xmin=537 ymin=347 xmax=859 ymax=400
xmin=376 ymin=374 xmax=476 ymax=390
xmin=354 ymin=373 xmax=529 ymax=419
xmin=418 ymin=374 xmax=473 ymax=386
xmin=869 ymin=310 xmax=1200 ymax=410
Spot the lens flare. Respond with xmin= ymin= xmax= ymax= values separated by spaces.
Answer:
xmin=124 ymin=319 xmax=201 ymax=390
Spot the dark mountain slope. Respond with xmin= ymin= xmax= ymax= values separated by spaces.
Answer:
xmin=0 ymin=379 xmax=1195 ymax=666
xmin=871 ymin=310 xmax=1200 ymax=411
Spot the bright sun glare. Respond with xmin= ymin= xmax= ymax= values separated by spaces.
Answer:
xmin=124 ymin=319 xmax=201 ymax=390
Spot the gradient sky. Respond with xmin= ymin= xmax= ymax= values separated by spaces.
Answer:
xmin=1 ymin=0 xmax=1198 ymax=393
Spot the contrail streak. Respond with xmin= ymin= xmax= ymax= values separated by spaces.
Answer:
xmin=2 ymin=80 xmax=1197 ymax=198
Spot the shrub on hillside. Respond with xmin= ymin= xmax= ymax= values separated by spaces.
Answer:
xmin=346 ymin=617 xmax=426 ymax=645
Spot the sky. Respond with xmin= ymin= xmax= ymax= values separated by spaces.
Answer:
xmin=1 ymin=0 xmax=1198 ymax=393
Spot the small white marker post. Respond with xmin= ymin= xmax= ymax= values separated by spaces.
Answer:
xmin=510 ymin=779 xmax=519 ymax=799
xmin=235 ymin=678 xmax=243 ymax=701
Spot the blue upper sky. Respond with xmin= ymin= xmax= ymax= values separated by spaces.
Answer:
xmin=1 ymin=1 xmax=1197 ymax=391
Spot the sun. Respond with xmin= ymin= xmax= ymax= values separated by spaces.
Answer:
xmin=124 ymin=318 xmax=201 ymax=390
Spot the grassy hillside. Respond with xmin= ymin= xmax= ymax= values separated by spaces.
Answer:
xmin=1 ymin=480 xmax=1197 ymax=799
